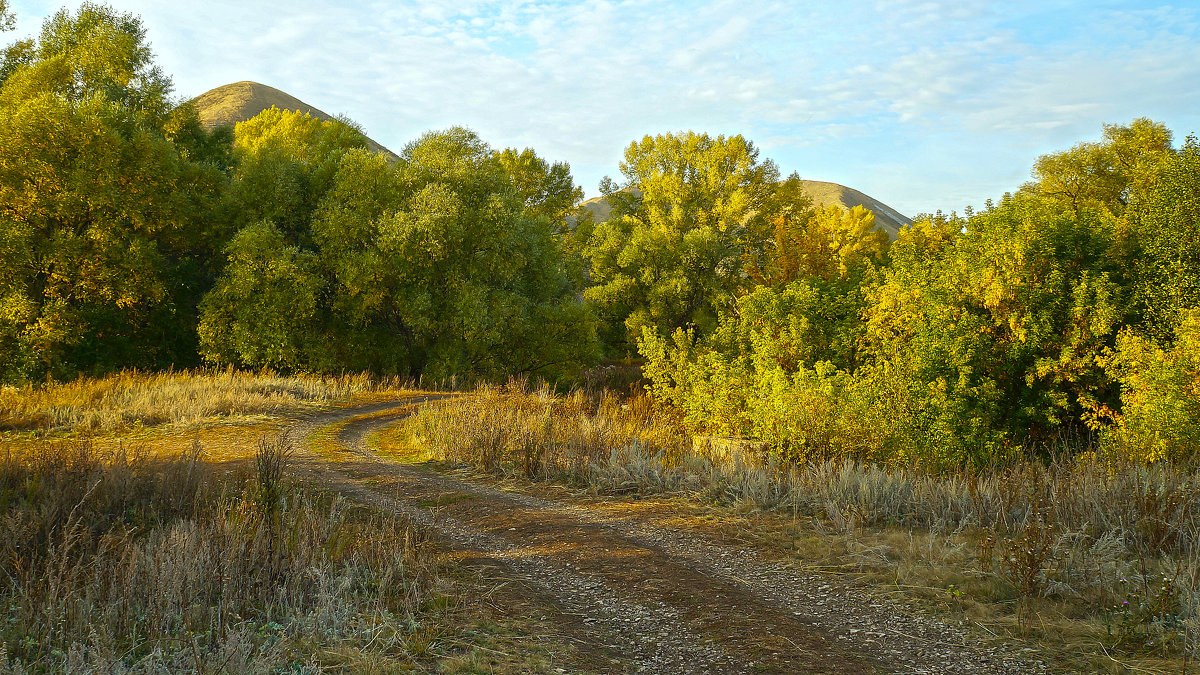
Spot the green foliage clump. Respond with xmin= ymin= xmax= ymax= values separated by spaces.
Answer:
xmin=584 ymin=132 xmax=788 ymax=348
xmin=199 ymin=121 xmax=598 ymax=381
xmin=640 ymin=119 xmax=1200 ymax=468
xmin=0 ymin=3 xmax=228 ymax=383
xmin=1099 ymin=309 xmax=1200 ymax=464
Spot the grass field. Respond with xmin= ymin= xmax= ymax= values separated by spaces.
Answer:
xmin=6 ymin=371 xmax=1200 ymax=672
xmin=0 ymin=372 xmax=570 ymax=673
xmin=390 ymin=380 xmax=1200 ymax=673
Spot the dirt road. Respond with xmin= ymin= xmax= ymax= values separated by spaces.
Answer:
xmin=291 ymin=398 xmax=1043 ymax=674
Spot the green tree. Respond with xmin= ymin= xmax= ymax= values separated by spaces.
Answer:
xmin=0 ymin=3 xmax=227 ymax=382
xmin=228 ymin=106 xmax=367 ymax=243
xmin=1028 ymin=118 xmax=1172 ymax=218
xmin=639 ymin=198 xmax=896 ymax=460
xmin=495 ymin=147 xmax=583 ymax=228
xmin=196 ymin=221 xmax=322 ymax=369
xmin=864 ymin=195 xmax=1125 ymax=464
xmin=584 ymin=132 xmax=781 ymax=348
xmin=200 ymin=126 xmax=598 ymax=380
xmin=1127 ymin=134 xmax=1200 ymax=340
xmin=313 ymin=130 xmax=596 ymax=379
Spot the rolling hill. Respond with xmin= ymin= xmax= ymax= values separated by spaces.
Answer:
xmin=190 ymin=82 xmax=910 ymax=234
xmin=188 ymin=81 xmax=398 ymax=159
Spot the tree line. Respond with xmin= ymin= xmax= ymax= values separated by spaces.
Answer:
xmin=2 ymin=4 xmax=1197 ymax=465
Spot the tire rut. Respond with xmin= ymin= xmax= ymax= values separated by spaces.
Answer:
xmin=290 ymin=398 xmax=1044 ymax=674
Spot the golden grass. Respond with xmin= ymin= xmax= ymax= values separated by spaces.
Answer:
xmin=0 ymin=369 xmax=411 ymax=434
xmin=0 ymin=373 xmax=613 ymax=673
xmin=390 ymin=381 xmax=1200 ymax=672
xmin=0 ymin=436 xmax=439 ymax=673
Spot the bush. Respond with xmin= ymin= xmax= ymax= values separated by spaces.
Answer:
xmin=1100 ymin=309 xmax=1200 ymax=463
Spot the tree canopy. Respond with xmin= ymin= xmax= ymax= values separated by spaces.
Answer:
xmin=584 ymin=132 xmax=789 ymax=348
xmin=0 ymin=3 xmax=227 ymax=382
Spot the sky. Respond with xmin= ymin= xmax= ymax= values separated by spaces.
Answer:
xmin=7 ymin=0 xmax=1200 ymax=217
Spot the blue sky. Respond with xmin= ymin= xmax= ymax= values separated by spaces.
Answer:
xmin=7 ymin=0 xmax=1200 ymax=217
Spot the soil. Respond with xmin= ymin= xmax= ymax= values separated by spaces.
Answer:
xmin=290 ymin=398 xmax=1047 ymax=674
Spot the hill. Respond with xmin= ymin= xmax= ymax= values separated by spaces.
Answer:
xmin=577 ymin=181 xmax=911 ymax=237
xmin=190 ymin=83 xmax=908 ymax=234
xmin=188 ymin=81 xmax=398 ymax=159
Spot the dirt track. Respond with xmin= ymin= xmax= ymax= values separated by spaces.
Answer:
xmin=291 ymin=397 xmax=1044 ymax=674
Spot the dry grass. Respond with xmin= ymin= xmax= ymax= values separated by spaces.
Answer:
xmin=394 ymin=382 xmax=1200 ymax=672
xmin=403 ymin=380 xmax=686 ymax=481
xmin=0 ymin=436 xmax=439 ymax=673
xmin=0 ymin=369 xmax=409 ymax=433
xmin=0 ymin=373 xmax=622 ymax=673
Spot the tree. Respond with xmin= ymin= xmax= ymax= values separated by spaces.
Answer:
xmin=196 ymin=221 xmax=322 ymax=369
xmin=495 ymin=147 xmax=583 ymax=229
xmin=0 ymin=3 xmax=227 ymax=382
xmin=1028 ymin=118 xmax=1172 ymax=218
xmin=200 ymin=126 xmax=598 ymax=380
xmin=584 ymin=132 xmax=781 ymax=348
xmin=1127 ymin=134 xmax=1200 ymax=340
xmin=227 ymin=106 xmax=367 ymax=243
xmin=863 ymin=195 xmax=1125 ymax=464
xmin=312 ymin=130 xmax=596 ymax=379
xmin=0 ymin=1 xmax=28 ymax=89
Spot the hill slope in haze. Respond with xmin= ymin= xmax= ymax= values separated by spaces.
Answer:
xmin=189 ymin=81 xmax=398 ymax=159
xmin=577 ymin=181 xmax=911 ymax=237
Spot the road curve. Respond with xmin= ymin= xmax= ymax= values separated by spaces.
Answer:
xmin=289 ymin=397 xmax=1043 ymax=675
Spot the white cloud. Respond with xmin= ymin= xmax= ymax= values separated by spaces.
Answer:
xmin=6 ymin=0 xmax=1199 ymax=215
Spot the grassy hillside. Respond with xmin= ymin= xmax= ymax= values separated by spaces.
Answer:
xmin=188 ymin=81 xmax=399 ymax=159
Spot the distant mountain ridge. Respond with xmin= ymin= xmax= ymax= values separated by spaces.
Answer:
xmin=188 ymin=81 xmax=397 ymax=159
xmin=189 ymin=82 xmax=910 ymax=234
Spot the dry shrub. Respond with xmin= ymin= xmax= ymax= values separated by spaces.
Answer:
xmin=0 ymin=437 xmax=434 ymax=672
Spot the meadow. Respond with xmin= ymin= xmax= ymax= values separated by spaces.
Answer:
xmin=392 ymin=380 xmax=1200 ymax=673
xmin=0 ymin=372 xmax=568 ymax=673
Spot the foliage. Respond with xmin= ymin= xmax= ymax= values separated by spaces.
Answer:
xmin=864 ymin=195 xmax=1127 ymax=464
xmin=1028 ymin=117 xmax=1173 ymax=218
xmin=1099 ymin=309 xmax=1200 ymax=463
xmin=584 ymin=132 xmax=782 ymax=348
xmin=638 ymin=191 xmax=898 ymax=462
xmin=1127 ymin=135 xmax=1200 ymax=339
xmin=494 ymin=146 xmax=583 ymax=228
xmin=197 ymin=220 xmax=323 ymax=370
xmin=200 ymin=123 xmax=598 ymax=380
xmin=0 ymin=4 xmax=228 ymax=383
xmin=747 ymin=200 xmax=886 ymax=288
xmin=228 ymin=106 xmax=367 ymax=241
